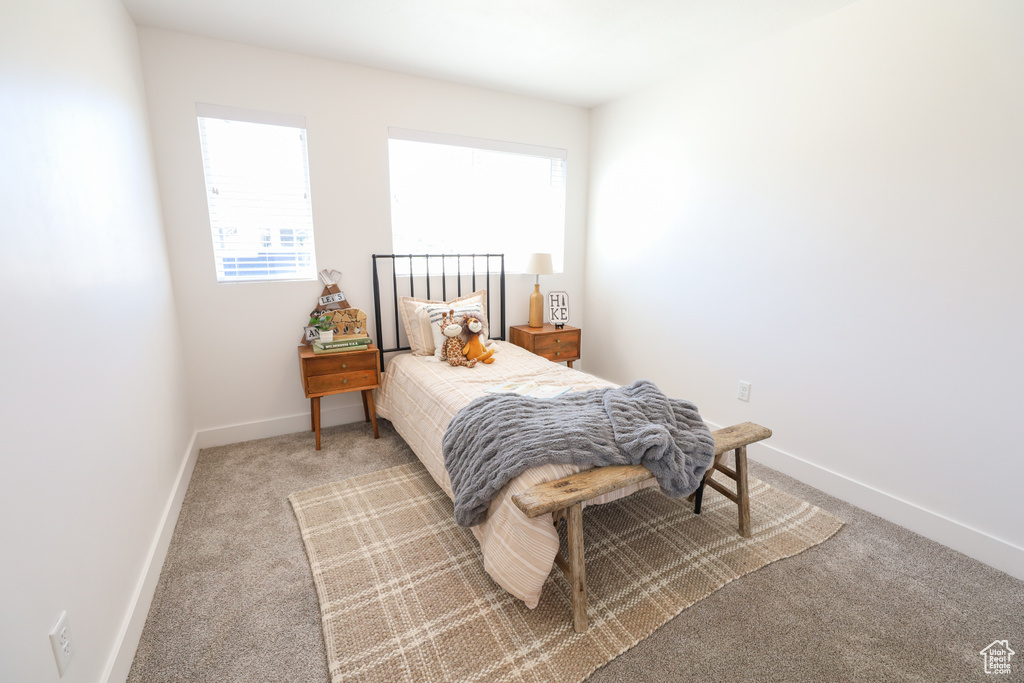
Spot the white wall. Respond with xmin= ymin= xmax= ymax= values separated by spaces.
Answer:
xmin=586 ymin=0 xmax=1023 ymax=577
xmin=137 ymin=29 xmax=591 ymax=444
xmin=0 ymin=1 xmax=195 ymax=681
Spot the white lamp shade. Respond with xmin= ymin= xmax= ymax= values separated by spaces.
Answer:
xmin=524 ymin=252 xmax=554 ymax=276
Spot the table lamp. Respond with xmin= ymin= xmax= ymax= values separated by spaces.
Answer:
xmin=524 ymin=252 xmax=553 ymax=328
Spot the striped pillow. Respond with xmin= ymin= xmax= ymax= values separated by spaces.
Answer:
xmin=398 ymin=290 xmax=486 ymax=355
xmin=418 ymin=302 xmax=490 ymax=360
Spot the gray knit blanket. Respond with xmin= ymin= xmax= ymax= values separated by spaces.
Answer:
xmin=442 ymin=380 xmax=715 ymax=527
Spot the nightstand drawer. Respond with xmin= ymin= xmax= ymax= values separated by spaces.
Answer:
xmin=307 ymin=369 xmax=379 ymax=395
xmin=533 ymin=333 xmax=580 ymax=358
xmin=305 ymin=353 xmax=377 ymax=376
xmin=509 ymin=324 xmax=581 ymax=367
xmin=536 ymin=345 xmax=578 ymax=362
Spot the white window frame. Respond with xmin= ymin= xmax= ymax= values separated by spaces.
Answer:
xmin=197 ymin=103 xmax=318 ymax=283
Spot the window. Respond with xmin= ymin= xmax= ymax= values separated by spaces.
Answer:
xmin=387 ymin=128 xmax=566 ymax=273
xmin=197 ymin=104 xmax=317 ymax=282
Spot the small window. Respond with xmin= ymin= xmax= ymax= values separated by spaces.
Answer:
xmin=387 ymin=128 xmax=566 ymax=273
xmin=197 ymin=104 xmax=317 ymax=282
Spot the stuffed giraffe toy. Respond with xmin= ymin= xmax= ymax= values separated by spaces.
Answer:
xmin=440 ymin=310 xmax=476 ymax=368
xmin=461 ymin=315 xmax=495 ymax=364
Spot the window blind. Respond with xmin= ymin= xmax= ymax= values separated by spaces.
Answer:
xmin=197 ymin=104 xmax=317 ymax=282
xmin=387 ymin=128 xmax=567 ymax=274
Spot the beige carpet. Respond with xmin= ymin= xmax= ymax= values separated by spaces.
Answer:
xmin=290 ymin=462 xmax=844 ymax=683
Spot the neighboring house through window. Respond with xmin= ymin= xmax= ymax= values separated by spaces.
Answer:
xmin=197 ymin=104 xmax=318 ymax=282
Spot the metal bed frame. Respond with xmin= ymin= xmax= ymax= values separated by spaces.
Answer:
xmin=370 ymin=253 xmax=772 ymax=634
xmin=371 ymin=253 xmax=506 ymax=355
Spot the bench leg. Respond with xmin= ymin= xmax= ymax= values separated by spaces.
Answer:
xmin=694 ymin=446 xmax=727 ymax=515
xmin=696 ymin=446 xmax=752 ymax=538
xmin=566 ymin=503 xmax=588 ymax=633
xmin=735 ymin=445 xmax=751 ymax=537
xmin=693 ymin=478 xmax=706 ymax=514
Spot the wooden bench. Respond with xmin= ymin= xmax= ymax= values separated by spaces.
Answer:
xmin=512 ymin=421 xmax=772 ymax=633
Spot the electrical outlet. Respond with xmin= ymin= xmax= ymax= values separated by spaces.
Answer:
xmin=737 ymin=381 xmax=751 ymax=402
xmin=48 ymin=611 xmax=74 ymax=677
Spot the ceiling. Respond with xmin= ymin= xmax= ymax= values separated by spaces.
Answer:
xmin=121 ymin=0 xmax=858 ymax=108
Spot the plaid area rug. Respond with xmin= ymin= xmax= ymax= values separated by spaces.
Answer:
xmin=290 ymin=462 xmax=843 ymax=683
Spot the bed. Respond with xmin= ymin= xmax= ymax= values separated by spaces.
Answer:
xmin=375 ymin=338 xmax=660 ymax=607
xmin=370 ymin=254 xmax=770 ymax=630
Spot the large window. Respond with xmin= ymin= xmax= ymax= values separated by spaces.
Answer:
xmin=197 ymin=104 xmax=317 ymax=282
xmin=388 ymin=128 xmax=566 ymax=273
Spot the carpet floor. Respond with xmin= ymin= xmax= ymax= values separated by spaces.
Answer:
xmin=290 ymin=463 xmax=841 ymax=682
xmin=128 ymin=420 xmax=1024 ymax=682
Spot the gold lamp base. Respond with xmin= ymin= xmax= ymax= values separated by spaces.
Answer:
xmin=529 ymin=284 xmax=543 ymax=327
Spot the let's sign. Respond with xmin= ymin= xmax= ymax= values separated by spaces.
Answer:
xmin=319 ymin=292 xmax=347 ymax=306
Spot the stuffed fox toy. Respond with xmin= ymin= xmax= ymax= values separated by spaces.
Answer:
xmin=440 ymin=310 xmax=476 ymax=368
xmin=460 ymin=315 xmax=495 ymax=364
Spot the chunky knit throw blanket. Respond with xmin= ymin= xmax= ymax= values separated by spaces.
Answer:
xmin=442 ymin=380 xmax=716 ymax=527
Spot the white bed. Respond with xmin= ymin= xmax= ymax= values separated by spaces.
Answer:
xmin=374 ymin=340 xmax=657 ymax=608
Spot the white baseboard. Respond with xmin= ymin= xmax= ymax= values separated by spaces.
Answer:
xmin=100 ymin=404 xmax=369 ymax=682
xmin=99 ymin=411 xmax=1022 ymax=683
xmin=102 ymin=430 xmax=202 ymax=683
xmin=196 ymin=404 xmax=367 ymax=449
xmin=730 ymin=429 xmax=1024 ymax=582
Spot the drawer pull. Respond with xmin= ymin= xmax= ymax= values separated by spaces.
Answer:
xmin=555 ymin=352 xmax=560 ymax=356
xmin=555 ymin=338 xmax=560 ymax=343
xmin=342 ymin=379 xmax=348 ymax=384
xmin=342 ymin=363 xmax=347 ymax=369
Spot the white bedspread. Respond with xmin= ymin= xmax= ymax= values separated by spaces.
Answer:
xmin=374 ymin=341 xmax=656 ymax=608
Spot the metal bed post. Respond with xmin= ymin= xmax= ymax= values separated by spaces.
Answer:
xmin=372 ymin=255 xmax=383 ymax=354
xmin=484 ymin=255 xmax=491 ymax=330
xmin=499 ymin=255 xmax=506 ymax=340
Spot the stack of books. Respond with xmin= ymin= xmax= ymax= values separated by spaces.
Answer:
xmin=312 ymin=335 xmax=372 ymax=354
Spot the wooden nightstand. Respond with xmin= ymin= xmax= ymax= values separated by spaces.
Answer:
xmin=510 ymin=324 xmax=581 ymax=367
xmin=298 ymin=344 xmax=381 ymax=450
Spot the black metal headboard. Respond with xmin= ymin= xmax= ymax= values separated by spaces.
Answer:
xmin=371 ymin=254 xmax=506 ymax=354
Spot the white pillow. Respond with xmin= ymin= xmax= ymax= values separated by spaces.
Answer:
xmin=418 ymin=302 xmax=490 ymax=360
xmin=397 ymin=289 xmax=486 ymax=355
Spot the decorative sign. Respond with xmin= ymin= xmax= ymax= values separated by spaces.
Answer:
xmin=548 ymin=291 xmax=569 ymax=328
xmin=319 ymin=291 xmax=348 ymax=306
xmin=300 ymin=268 xmax=353 ymax=345
xmin=318 ymin=269 xmax=343 ymax=287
